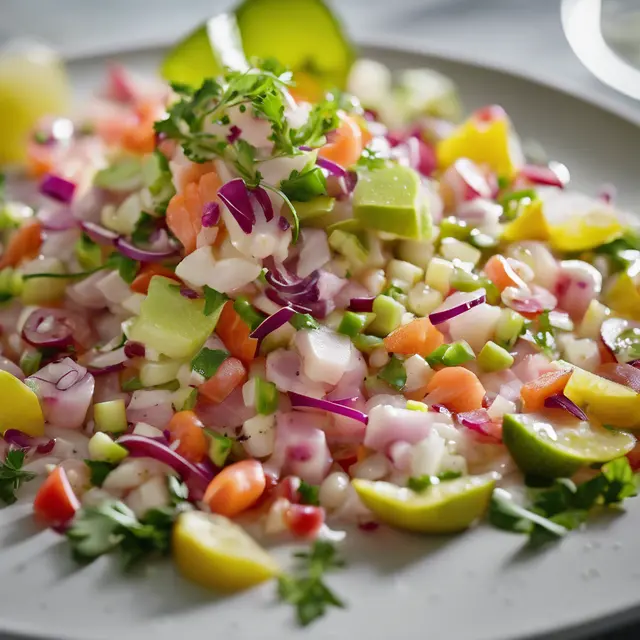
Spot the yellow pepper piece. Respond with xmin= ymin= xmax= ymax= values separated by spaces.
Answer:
xmin=0 ymin=370 xmax=44 ymax=436
xmin=437 ymin=117 xmax=518 ymax=179
xmin=501 ymin=199 xmax=550 ymax=243
xmin=548 ymin=212 xmax=623 ymax=252
xmin=605 ymin=272 xmax=640 ymax=321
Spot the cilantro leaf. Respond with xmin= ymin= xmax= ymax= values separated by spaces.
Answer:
xmin=0 ymin=450 xmax=36 ymax=505
xmin=85 ymin=460 xmax=117 ymax=487
xmin=290 ymin=313 xmax=320 ymax=331
xmin=378 ymin=355 xmax=407 ymax=391
xmin=203 ymin=285 xmax=228 ymax=317
xmin=105 ymin=253 xmax=139 ymax=284
xmin=191 ymin=348 xmax=229 ymax=380
xmin=131 ymin=213 xmax=158 ymax=245
xmin=298 ymin=481 xmax=320 ymax=506
xmin=278 ymin=541 xmax=345 ymax=626
xmin=280 ymin=167 xmax=327 ymax=202
xmin=356 ymin=148 xmax=387 ymax=171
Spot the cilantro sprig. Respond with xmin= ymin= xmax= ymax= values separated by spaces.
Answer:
xmin=278 ymin=541 xmax=345 ymax=626
xmin=0 ymin=450 xmax=36 ymax=505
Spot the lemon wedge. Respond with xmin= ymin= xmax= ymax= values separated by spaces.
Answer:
xmin=0 ymin=371 xmax=44 ymax=436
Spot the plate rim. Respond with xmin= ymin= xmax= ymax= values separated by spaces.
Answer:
xmin=4 ymin=38 xmax=638 ymax=640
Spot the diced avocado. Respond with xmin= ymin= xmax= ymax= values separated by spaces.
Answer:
xmin=206 ymin=430 xmax=233 ymax=468
xmin=294 ymin=196 xmax=336 ymax=221
xmin=88 ymin=432 xmax=129 ymax=463
xmin=337 ymin=311 xmax=375 ymax=338
xmin=328 ymin=229 xmax=368 ymax=272
xmin=477 ymin=341 xmax=514 ymax=372
xmin=367 ymin=294 xmax=405 ymax=337
xmin=129 ymin=276 xmax=221 ymax=359
xmin=353 ymin=165 xmax=430 ymax=240
xmin=93 ymin=399 xmax=128 ymax=434
xmin=442 ymin=341 xmax=475 ymax=366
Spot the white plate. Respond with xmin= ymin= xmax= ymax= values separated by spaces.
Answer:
xmin=2 ymin=44 xmax=640 ymax=640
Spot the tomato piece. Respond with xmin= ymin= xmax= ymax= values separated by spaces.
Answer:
xmin=198 ymin=357 xmax=248 ymax=404
xmin=166 ymin=410 xmax=208 ymax=463
xmin=484 ymin=254 xmax=528 ymax=292
xmin=215 ymin=301 xmax=258 ymax=364
xmin=0 ymin=222 xmax=43 ymax=269
xmin=203 ymin=460 xmax=266 ymax=518
xmin=33 ymin=466 xmax=80 ymax=527
xmin=284 ymin=504 xmax=326 ymax=538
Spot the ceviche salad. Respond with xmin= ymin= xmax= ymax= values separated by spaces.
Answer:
xmin=1 ymin=2 xmax=640 ymax=628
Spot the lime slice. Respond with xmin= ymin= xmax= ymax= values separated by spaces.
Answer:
xmin=173 ymin=511 xmax=280 ymax=592
xmin=605 ymin=272 xmax=640 ymax=322
xmin=502 ymin=412 xmax=636 ymax=478
xmin=0 ymin=41 xmax=70 ymax=165
xmin=352 ymin=474 xmax=497 ymax=534
xmin=161 ymin=0 xmax=355 ymax=92
xmin=0 ymin=370 xmax=45 ymax=436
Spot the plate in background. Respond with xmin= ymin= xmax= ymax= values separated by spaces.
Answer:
xmin=0 ymin=44 xmax=639 ymax=640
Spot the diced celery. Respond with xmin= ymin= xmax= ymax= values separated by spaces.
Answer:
xmin=352 ymin=334 xmax=384 ymax=353
xmin=494 ymin=309 xmax=525 ymax=348
xmin=406 ymin=400 xmax=429 ymax=412
xmin=425 ymin=344 xmax=449 ymax=367
xmin=93 ymin=399 xmax=128 ymax=434
xmin=425 ymin=257 xmax=455 ymax=295
xmin=20 ymin=258 xmax=66 ymax=305
xmin=368 ymin=294 xmax=405 ymax=337
xmin=328 ymin=229 xmax=369 ymax=272
xmin=397 ymin=239 xmax=435 ymax=271
xmin=478 ymin=341 xmax=514 ymax=372
xmin=439 ymin=216 xmax=470 ymax=241
xmin=255 ymin=377 xmax=279 ymax=415
xmin=338 ymin=311 xmax=375 ymax=337
xmin=139 ymin=358 xmax=183 ymax=388
xmin=386 ymin=259 xmax=424 ymax=287
xmin=439 ymin=238 xmax=482 ymax=266
xmin=469 ymin=228 xmax=499 ymax=249
xmin=129 ymin=276 xmax=220 ymax=359
xmin=442 ymin=340 xmax=475 ymax=366
xmin=407 ymin=283 xmax=443 ymax=317
xmin=88 ymin=432 xmax=129 ymax=463
xmin=206 ymin=430 xmax=233 ymax=468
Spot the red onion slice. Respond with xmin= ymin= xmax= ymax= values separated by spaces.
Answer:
xmin=429 ymin=290 xmax=487 ymax=325
xmin=250 ymin=307 xmax=295 ymax=341
xmin=218 ymin=179 xmax=255 ymax=234
xmin=288 ymin=391 xmax=368 ymax=424
xmin=3 ymin=429 xmax=55 ymax=454
xmin=201 ymin=202 xmax=220 ymax=227
xmin=543 ymin=393 xmax=588 ymax=421
xmin=520 ymin=162 xmax=569 ymax=188
xmin=40 ymin=173 xmax=76 ymax=203
xmin=457 ymin=408 xmax=501 ymax=441
xmin=316 ymin=156 xmax=347 ymax=178
xmin=117 ymin=434 xmax=214 ymax=501
xmin=114 ymin=237 xmax=179 ymax=262
xmin=22 ymin=308 xmax=76 ymax=348
xmin=80 ymin=221 xmax=118 ymax=245
xmin=253 ymin=186 xmax=274 ymax=222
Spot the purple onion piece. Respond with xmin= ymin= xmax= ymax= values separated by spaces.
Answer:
xmin=253 ymin=187 xmax=274 ymax=222
xmin=226 ymin=125 xmax=242 ymax=144
xmin=315 ymin=156 xmax=347 ymax=177
xmin=218 ymin=179 xmax=255 ymax=234
xmin=179 ymin=287 xmax=200 ymax=300
xmin=40 ymin=173 xmax=76 ymax=204
xmin=201 ymin=201 xmax=220 ymax=227
xmin=4 ymin=429 xmax=55 ymax=454
xmin=124 ymin=341 xmax=146 ymax=358
xmin=114 ymin=237 xmax=179 ymax=263
xmin=543 ymin=393 xmax=588 ymax=421
xmin=250 ymin=307 xmax=295 ymax=341
xmin=278 ymin=216 xmax=290 ymax=231
xmin=288 ymin=391 xmax=368 ymax=424
xmin=349 ymin=297 xmax=375 ymax=313
xmin=80 ymin=221 xmax=118 ymax=245
xmin=429 ymin=291 xmax=487 ymax=325
xmin=22 ymin=308 xmax=75 ymax=349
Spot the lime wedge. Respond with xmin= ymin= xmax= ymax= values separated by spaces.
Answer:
xmin=161 ymin=0 xmax=355 ymax=92
xmin=502 ymin=412 xmax=636 ymax=478
xmin=352 ymin=474 xmax=497 ymax=534
xmin=173 ymin=511 xmax=280 ymax=592
xmin=0 ymin=41 xmax=70 ymax=165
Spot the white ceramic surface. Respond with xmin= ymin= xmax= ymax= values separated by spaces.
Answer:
xmin=1 ymin=45 xmax=640 ymax=640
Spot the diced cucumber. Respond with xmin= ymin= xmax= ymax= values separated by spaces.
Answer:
xmin=425 ymin=344 xmax=449 ymax=367
xmin=75 ymin=235 xmax=102 ymax=271
xmin=367 ymin=294 xmax=405 ymax=337
xmin=88 ymin=432 xmax=129 ymax=463
xmin=441 ymin=341 xmax=475 ymax=366
xmin=172 ymin=387 xmax=198 ymax=411
xmin=478 ymin=341 xmax=514 ymax=372
xmin=206 ymin=430 xmax=233 ymax=468
xmin=494 ymin=309 xmax=525 ymax=348
xmin=439 ymin=238 xmax=482 ymax=266
xmin=425 ymin=257 xmax=455 ymax=295
xmin=397 ymin=238 xmax=435 ymax=271
xmin=337 ymin=311 xmax=375 ymax=338
xmin=295 ymin=196 xmax=336 ymax=221
xmin=386 ymin=259 xmax=424 ymax=287
xmin=0 ymin=202 xmax=33 ymax=230
xmin=352 ymin=334 xmax=384 ymax=353
xmin=407 ymin=283 xmax=443 ymax=317
xmin=101 ymin=192 xmax=143 ymax=235
xmin=142 ymin=151 xmax=176 ymax=214
xmin=439 ymin=216 xmax=470 ymax=241
xmin=129 ymin=276 xmax=220 ymax=359
xmin=139 ymin=358 xmax=183 ymax=388
xmin=21 ymin=258 xmax=66 ymax=305
xmin=328 ymin=229 xmax=368 ymax=272
xmin=94 ymin=157 xmax=143 ymax=192
xmin=19 ymin=349 xmax=41 ymax=376
xmin=0 ymin=267 xmax=23 ymax=301
xmin=93 ymin=399 xmax=128 ymax=434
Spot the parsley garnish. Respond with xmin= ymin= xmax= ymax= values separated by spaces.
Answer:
xmin=279 ymin=167 xmax=327 ymax=202
xmin=489 ymin=458 xmax=639 ymax=547
xmin=377 ymin=355 xmax=407 ymax=391
xmin=528 ymin=311 xmax=558 ymax=358
xmin=0 ymin=450 xmax=36 ymax=505
xmin=278 ymin=541 xmax=345 ymax=626
xmin=297 ymin=481 xmax=320 ymax=506
xmin=105 ymin=253 xmax=139 ymax=284
xmin=203 ymin=285 xmax=228 ymax=317
xmin=290 ymin=312 xmax=320 ymax=331
xmin=407 ymin=471 xmax=462 ymax=493
xmin=85 ymin=460 xmax=117 ymax=487
xmin=356 ymin=147 xmax=387 ymax=171
xmin=191 ymin=348 xmax=229 ymax=380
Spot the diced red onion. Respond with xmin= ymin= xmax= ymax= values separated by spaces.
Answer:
xmin=429 ymin=290 xmax=487 ymax=325
xmin=116 ymin=434 xmax=214 ymax=501
xmin=114 ymin=237 xmax=179 ymax=262
xmin=179 ymin=287 xmax=200 ymax=300
xmin=598 ymin=183 xmax=616 ymax=204
xmin=288 ymin=391 xmax=368 ymax=424
xmin=40 ymin=173 xmax=76 ymax=204
xmin=349 ymin=297 xmax=375 ymax=313
xmin=457 ymin=408 xmax=501 ymax=441
xmin=543 ymin=393 xmax=588 ymax=421
xmin=226 ymin=125 xmax=242 ymax=144
xmin=22 ymin=308 xmax=76 ymax=349
xmin=316 ymin=157 xmax=347 ymax=177
xmin=555 ymin=260 xmax=602 ymax=320
xmin=124 ymin=341 xmax=146 ymax=358
xmin=520 ymin=162 xmax=569 ymax=189
xmin=201 ymin=201 xmax=220 ymax=227
xmin=86 ymin=347 xmax=128 ymax=375
xmin=430 ymin=403 xmax=452 ymax=416
xmin=600 ymin=318 xmax=629 ymax=361
xmin=126 ymin=390 xmax=173 ymax=429
xmin=218 ymin=179 xmax=255 ymax=234
xmin=278 ymin=216 xmax=290 ymax=231
xmin=80 ymin=221 xmax=118 ymax=245
xmin=250 ymin=306 xmax=295 ymax=340
xmin=4 ymin=429 xmax=55 ymax=454
xmin=631 ymin=360 xmax=640 ymax=370
xmin=596 ymin=363 xmax=640 ymax=393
